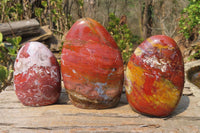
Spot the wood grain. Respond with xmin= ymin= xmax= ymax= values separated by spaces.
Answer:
xmin=0 ymin=87 xmax=200 ymax=133
xmin=0 ymin=19 xmax=40 ymax=37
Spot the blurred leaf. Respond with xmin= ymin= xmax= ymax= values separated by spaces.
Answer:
xmin=51 ymin=9 xmax=57 ymax=14
xmin=6 ymin=36 xmax=21 ymax=46
xmin=35 ymin=7 xmax=43 ymax=17
xmin=2 ymin=0 xmax=8 ymax=4
xmin=15 ymin=36 xmax=22 ymax=45
xmin=0 ymin=65 xmax=8 ymax=82
xmin=41 ymin=0 xmax=47 ymax=7
xmin=0 ymin=33 xmax=3 ymax=43
xmin=6 ymin=36 xmax=21 ymax=60
xmin=179 ymin=0 xmax=200 ymax=40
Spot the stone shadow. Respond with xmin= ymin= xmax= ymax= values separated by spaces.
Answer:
xmin=56 ymin=88 xmax=190 ymax=116
xmin=117 ymin=94 xmax=190 ymax=118
xmin=168 ymin=95 xmax=190 ymax=117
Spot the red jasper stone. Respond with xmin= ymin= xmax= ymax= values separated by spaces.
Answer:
xmin=14 ymin=42 xmax=61 ymax=106
xmin=61 ymin=18 xmax=124 ymax=109
xmin=125 ymin=35 xmax=184 ymax=117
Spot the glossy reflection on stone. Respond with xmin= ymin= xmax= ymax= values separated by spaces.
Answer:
xmin=14 ymin=42 xmax=61 ymax=106
xmin=61 ymin=18 xmax=124 ymax=109
xmin=125 ymin=35 xmax=184 ymax=117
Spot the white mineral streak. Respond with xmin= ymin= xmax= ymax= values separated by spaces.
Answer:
xmin=14 ymin=83 xmax=16 ymax=91
xmin=17 ymin=85 xmax=55 ymax=105
xmin=125 ymin=69 xmax=133 ymax=95
xmin=134 ymin=47 xmax=143 ymax=56
xmin=64 ymin=74 xmax=71 ymax=78
xmin=72 ymin=69 xmax=77 ymax=74
xmin=107 ymin=68 xmax=115 ymax=77
xmin=50 ymin=67 xmax=60 ymax=82
xmin=14 ymin=42 xmax=53 ymax=75
xmin=86 ymin=47 xmax=95 ymax=61
xmin=142 ymin=55 xmax=171 ymax=72
xmin=94 ymin=82 xmax=109 ymax=100
xmin=33 ymin=85 xmax=53 ymax=100
xmin=61 ymin=52 xmax=68 ymax=66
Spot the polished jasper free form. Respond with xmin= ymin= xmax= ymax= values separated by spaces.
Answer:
xmin=61 ymin=18 xmax=124 ymax=109
xmin=14 ymin=42 xmax=61 ymax=106
xmin=125 ymin=35 xmax=184 ymax=117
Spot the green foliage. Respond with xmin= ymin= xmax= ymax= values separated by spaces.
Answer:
xmin=106 ymin=13 xmax=143 ymax=64
xmin=6 ymin=36 xmax=22 ymax=60
xmin=0 ymin=33 xmax=3 ymax=42
xmin=0 ymin=33 xmax=21 ymax=92
xmin=41 ymin=1 xmax=47 ymax=7
xmin=35 ymin=7 xmax=43 ymax=18
xmin=78 ymin=0 xmax=84 ymax=7
xmin=188 ymin=45 xmax=200 ymax=61
xmin=0 ymin=0 xmax=24 ymax=22
xmin=0 ymin=0 xmax=75 ymax=37
xmin=0 ymin=65 xmax=8 ymax=83
xmin=179 ymin=0 xmax=200 ymax=39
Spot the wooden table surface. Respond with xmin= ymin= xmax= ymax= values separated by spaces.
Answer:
xmin=0 ymin=85 xmax=200 ymax=133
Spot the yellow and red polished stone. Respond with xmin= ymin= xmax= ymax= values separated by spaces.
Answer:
xmin=125 ymin=35 xmax=184 ymax=117
xmin=61 ymin=18 xmax=124 ymax=109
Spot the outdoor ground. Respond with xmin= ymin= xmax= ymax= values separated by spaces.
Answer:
xmin=0 ymin=61 xmax=200 ymax=133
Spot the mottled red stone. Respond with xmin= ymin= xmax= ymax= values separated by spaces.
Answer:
xmin=125 ymin=35 xmax=184 ymax=117
xmin=14 ymin=42 xmax=61 ymax=106
xmin=61 ymin=18 xmax=124 ymax=109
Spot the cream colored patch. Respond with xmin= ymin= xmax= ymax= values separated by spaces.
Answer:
xmin=134 ymin=47 xmax=142 ymax=56
xmin=125 ymin=69 xmax=133 ymax=95
xmin=14 ymin=42 xmax=53 ymax=75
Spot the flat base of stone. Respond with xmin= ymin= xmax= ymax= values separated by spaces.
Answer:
xmin=69 ymin=94 xmax=120 ymax=109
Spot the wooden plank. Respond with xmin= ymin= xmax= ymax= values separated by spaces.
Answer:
xmin=0 ymin=87 xmax=200 ymax=133
xmin=0 ymin=61 xmax=200 ymax=132
xmin=29 ymin=26 xmax=53 ymax=42
xmin=21 ymin=25 xmax=53 ymax=43
xmin=0 ymin=19 xmax=40 ymax=38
